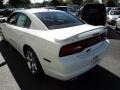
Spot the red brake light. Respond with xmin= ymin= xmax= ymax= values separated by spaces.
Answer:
xmin=59 ymin=32 xmax=106 ymax=57
xmin=59 ymin=43 xmax=83 ymax=57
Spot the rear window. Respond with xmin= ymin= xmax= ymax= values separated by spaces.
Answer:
xmin=110 ymin=11 xmax=120 ymax=15
xmin=34 ymin=11 xmax=84 ymax=30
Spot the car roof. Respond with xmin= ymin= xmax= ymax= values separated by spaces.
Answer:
xmin=15 ymin=8 xmax=63 ymax=14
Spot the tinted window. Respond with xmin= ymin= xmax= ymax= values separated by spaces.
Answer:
xmin=34 ymin=12 xmax=84 ymax=30
xmin=16 ymin=14 xmax=31 ymax=28
xmin=110 ymin=11 xmax=120 ymax=15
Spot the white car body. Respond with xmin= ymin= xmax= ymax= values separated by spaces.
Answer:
xmin=1 ymin=8 xmax=109 ymax=80
xmin=107 ymin=10 xmax=120 ymax=23
xmin=108 ymin=17 xmax=120 ymax=30
xmin=115 ymin=18 xmax=120 ymax=29
xmin=107 ymin=10 xmax=120 ymax=29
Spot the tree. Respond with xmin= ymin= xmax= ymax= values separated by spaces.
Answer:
xmin=0 ymin=0 xmax=5 ymax=8
xmin=103 ymin=0 xmax=118 ymax=7
xmin=64 ymin=0 xmax=73 ymax=4
xmin=83 ymin=0 xmax=94 ymax=4
xmin=72 ymin=0 xmax=83 ymax=5
xmin=50 ymin=0 xmax=64 ymax=6
xmin=0 ymin=0 xmax=3 ymax=5
xmin=9 ymin=0 xmax=31 ymax=8
xmin=42 ymin=1 xmax=49 ymax=7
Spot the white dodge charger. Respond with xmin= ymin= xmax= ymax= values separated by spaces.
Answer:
xmin=0 ymin=8 xmax=109 ymax=80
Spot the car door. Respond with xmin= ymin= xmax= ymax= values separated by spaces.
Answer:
xmin=3 ymin=12 xmax=20 ymax=46
xmin=4 ymin=12 xmax=31 ymax=53
xmin=14 ymin=13 xmax=31 ymax=53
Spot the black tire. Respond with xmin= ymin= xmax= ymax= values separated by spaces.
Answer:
xmin=24 ymin=47 xmax=44 ymax=78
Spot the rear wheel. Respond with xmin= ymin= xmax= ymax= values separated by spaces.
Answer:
xmin=24 ymin=48 xmax=44 ymax=78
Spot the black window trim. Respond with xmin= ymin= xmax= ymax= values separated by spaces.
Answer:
xmin=7 ymin=12 xmax=31 ymax=29
xmin=7 ymin=12 xmax=20 ymax=25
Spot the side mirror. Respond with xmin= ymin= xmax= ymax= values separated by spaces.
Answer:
xmin=0 ymin=18 xmax=6 ymax=23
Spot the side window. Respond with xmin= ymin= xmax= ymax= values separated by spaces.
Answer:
xmin=16 ymin=14 xmax=31 ymax=28
xmin=7 ymin=13 xmax=19 ymax=25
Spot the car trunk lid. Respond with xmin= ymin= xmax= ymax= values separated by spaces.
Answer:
xmin=51 ymin=24 xmax=106 ymax=43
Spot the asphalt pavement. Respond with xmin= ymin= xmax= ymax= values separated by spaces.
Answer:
xmin=0 ymin=27 xmax=120 ymax=90
xmin=0 ymin=38 xmax=20 ymax=90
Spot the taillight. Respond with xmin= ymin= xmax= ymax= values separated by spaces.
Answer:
xmin=59 ymin=42 xmax=83 ymax=57
xmin=59 ymin=32 xmax=106 ymax=57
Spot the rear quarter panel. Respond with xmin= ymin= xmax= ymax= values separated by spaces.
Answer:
xmin=24 ymin=30 xmax=63 ymax=74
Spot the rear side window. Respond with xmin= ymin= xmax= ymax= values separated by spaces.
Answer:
xmin=34 ymin=12 xmax=84 ymax=30
xmin=16 ymin=13 xmax=31 ymax=28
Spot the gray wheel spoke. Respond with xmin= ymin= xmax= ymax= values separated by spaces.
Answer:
xmin=26 ymin=50 xmax=38 ymax=74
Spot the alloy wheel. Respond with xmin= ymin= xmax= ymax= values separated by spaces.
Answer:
xmin=26 ymin=50 xmax=38 ymax=74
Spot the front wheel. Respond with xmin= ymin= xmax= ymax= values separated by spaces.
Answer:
xmin=24 ymin=48 xmax=44 ymax=78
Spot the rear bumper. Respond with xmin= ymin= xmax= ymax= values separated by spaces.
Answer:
xmin=44 ymin=40 xmax=109 ymax=80
xmin=46 ymin=62 xmax=98 ymax=81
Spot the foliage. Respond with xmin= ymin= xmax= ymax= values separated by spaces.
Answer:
xmin=50 ymin=0 xmax=61 ymax=6
xmin=42 ymin=1 xmax=49 ymax=6
xmin=0 ymin=0 xmax=5 ymax=8
xmin=9 ymin=0 xmax=31 ymax=8
xmin=72 ymin=0 xmax=83 ymax=5
xmin=0 ymin=0 xmax=3 ymax=5
xmin=2 ymin=0 xmax=119 ymax=8
xmin=50 ymin=0 xmax=67 ymax=6
xmin=102 ymin=0 xmax=118 ymax=6
xmin=83 ymin=0 xmax=94 ymax=4
xmin=64 ymin=0 xmax=73 ymax=4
